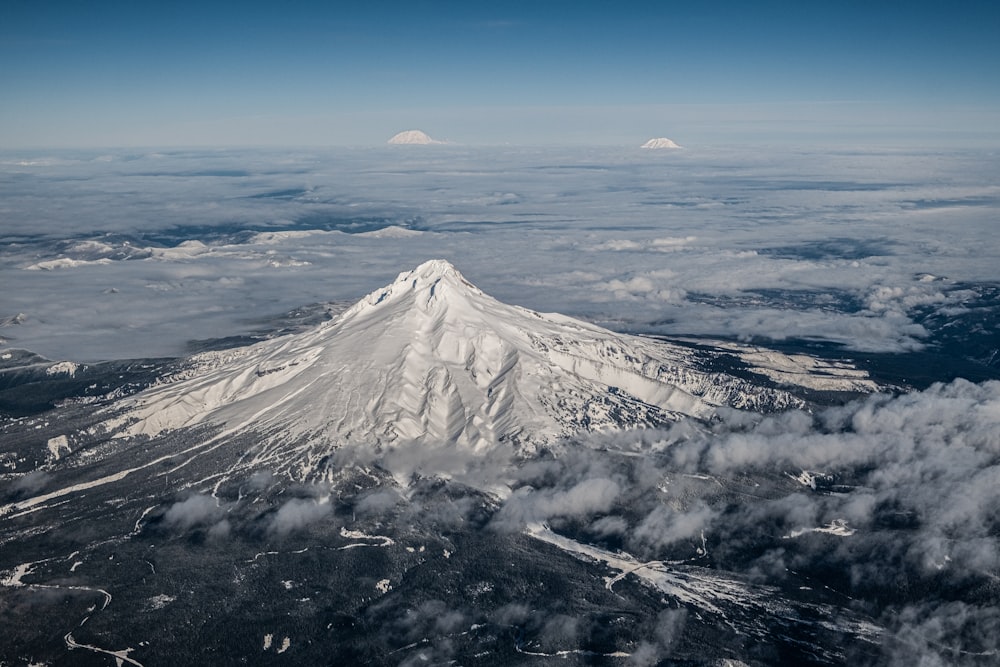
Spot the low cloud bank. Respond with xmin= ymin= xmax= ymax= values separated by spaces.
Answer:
xmin=490 ymin=379 xmax=1000 ymax=663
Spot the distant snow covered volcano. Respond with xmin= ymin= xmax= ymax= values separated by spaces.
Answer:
xmin=111 ymin=260 xmax=807 ymax=474
xmin=641 ymin=137 xmax=681 ymax=149
xmin=387 ymin=129 xmax=441 ymax=145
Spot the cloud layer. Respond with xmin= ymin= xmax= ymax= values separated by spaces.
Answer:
xmin=483 ymin=379 xmax=1000 ymax=663
xmin=1 ymin=146 xmax=997 ymax=362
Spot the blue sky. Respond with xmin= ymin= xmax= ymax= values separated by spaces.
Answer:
xmin=2 ymin=0 xmax=999 ymax=147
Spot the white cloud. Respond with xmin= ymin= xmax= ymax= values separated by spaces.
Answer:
xmin=267 ymin=498 xmax=331 ymax=536
xmin=478 ymin=378 xmax=1000 ymax=661
xmin=495 ymin=477 xmax=622 ymax=529
xmin=163 ymin=494 xmax=223 ymax=530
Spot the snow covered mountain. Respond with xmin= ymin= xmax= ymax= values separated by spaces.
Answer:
xmin=387 ymin=129 xmax=441 ymax=145
xmin=641 ymin=137 xmax=681 ymax=149
xmin=7 ymin=263 xmax=965 ymax=667
xmin=111 ymin=260 xmax=802 ymax=475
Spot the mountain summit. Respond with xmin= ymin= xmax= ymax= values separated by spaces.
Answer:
xmin=387 ymin=129 xmax=441 ymax=145
xmin=641 ymin=137 xmax=681 ymax=149
xmin=113 ymin=260 xmax=799 ymax=478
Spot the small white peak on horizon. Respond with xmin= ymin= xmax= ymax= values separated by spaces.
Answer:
xmin=388 ymin=129 xmax=441 ymax=145
xmin=641 ymin=137 xmax=682 ymax=149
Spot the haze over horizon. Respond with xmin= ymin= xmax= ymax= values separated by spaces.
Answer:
xmin=3 ymin=0 xmax=999 ymax=148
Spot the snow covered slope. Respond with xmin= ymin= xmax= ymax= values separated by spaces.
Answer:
xmin=113 ymin=260 xmax=801 ymax=462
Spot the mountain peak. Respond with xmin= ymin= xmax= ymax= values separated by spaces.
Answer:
xmin=641 ymin=137 xmax=681 ymax=149
xmin=388 ymin=129 xmax=441 ymax=145
xmin=113 ymin=261 xmax=803 ymax=479
xmin=348 ymin=259 xmax=483 ymax=318
xmin=399 ymin=258 xmax=464 ymax=283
